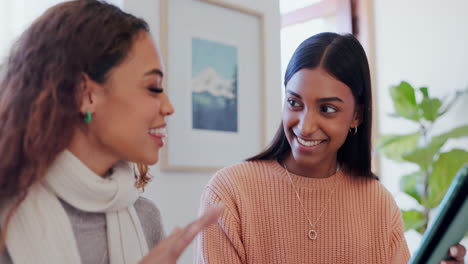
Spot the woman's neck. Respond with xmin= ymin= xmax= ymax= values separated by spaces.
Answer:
xmin=67 ymin=130 xmax=117 ymax=177
xmin=282 ymin=155 xmax=338 ymax=179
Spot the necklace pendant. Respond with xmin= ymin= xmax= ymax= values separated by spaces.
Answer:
xmin=308 ymin=229 xmax=317 ymax=240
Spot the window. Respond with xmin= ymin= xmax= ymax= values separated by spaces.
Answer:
xmin=0 ymin=0 xmax=123 ymax=62
xmin=279 ymin=0 xmax=352 ymax=85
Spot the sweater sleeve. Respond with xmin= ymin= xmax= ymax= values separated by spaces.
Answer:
xmin=388 ymin=205 xmax=411 ymax=264
xmin=195 ymin=186 xmax=246 ymax=264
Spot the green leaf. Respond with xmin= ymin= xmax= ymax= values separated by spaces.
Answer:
xmin=433 ymin=124 xmax=468 ymax=141
xmin=376 ymin=132 xmax=419 ymax=162
xmin=390 ymin=81 xmax=420 ymax=121
xmin=420 ymin=87 xmax=429 ymax=98
xmin=401 ymin=124 xmax=468 ymax=170
xmin=399 ymin=171 xmax=424 ymax=204
xmin=402 ymin=136 xmax=447 ymax=171
xmin=425 ymin=149 xmax=468 ymax=208
xmin=420 ymin=97 xmax=442 ymax=121
xmin=402 ymin=209 xmax=427 ymax=233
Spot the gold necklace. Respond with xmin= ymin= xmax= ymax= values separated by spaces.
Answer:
xmin=283 ymin=163 xmax=339 ymax=240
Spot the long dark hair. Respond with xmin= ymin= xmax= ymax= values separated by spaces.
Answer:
xmin=248 ymin=32 xmax=375 ymax=179
xmin=0 ymin=0 xmax=150 ymax=246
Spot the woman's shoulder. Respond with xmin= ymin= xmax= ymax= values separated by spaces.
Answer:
xmin=134 ymin=196 xmax=165 ymax=247
xmin=135 ymin=196 xmax=161 ymax=216
xmin=201 ymin=160 xmax=281 ymax=217
xmin=208 ymin=160 xmax=277 ymax=186
xmin=203 ymin=160 xmax=277 ymax=198
xmin=347 ymin=174 xmax=399 ymax=209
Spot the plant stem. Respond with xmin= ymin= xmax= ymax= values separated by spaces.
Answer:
xmin=420 ymin=122 xmax=430 ymax=233
xmin=422 ymin=170 xmax=429 ymax=232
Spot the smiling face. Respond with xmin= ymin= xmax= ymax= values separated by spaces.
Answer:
xmin=76 ymin=32 xmax=174 ymax=168
xmin=282 ymin=67 xmax=360 ymax=177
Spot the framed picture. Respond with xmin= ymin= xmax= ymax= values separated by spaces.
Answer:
xmin=160 ymin=0 xmax=266 ymax=171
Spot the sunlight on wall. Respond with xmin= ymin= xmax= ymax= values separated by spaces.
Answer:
xmin=279 ymin=0 xmax=322 ymax=14
xmin=0 ymin=0 xmax=123 ymax=62
xmin=280 ymin=17 xmax=339 ymax=86
xmin=279 ymin=0 xmax=344 ymax=97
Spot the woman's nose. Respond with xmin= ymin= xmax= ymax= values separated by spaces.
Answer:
xmin=297 ymin=111 xmax=318 ymax=136
xmin=161 ymin=94 xmax=174 ymax=116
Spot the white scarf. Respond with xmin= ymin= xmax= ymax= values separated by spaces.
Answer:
xmin=0 ymin=150 xmax=149 ymax=264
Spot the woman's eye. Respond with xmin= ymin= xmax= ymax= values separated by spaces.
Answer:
xmin=148 ymin=87 xmax=163 ymax=94
xmin=287 ymin=99 xmax=301 ymax=107
xmin=321 ymin=105 xmax=337 ymax=113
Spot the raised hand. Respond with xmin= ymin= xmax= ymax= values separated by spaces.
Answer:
xmin=140 ymin=204 xmax=224 ymax=264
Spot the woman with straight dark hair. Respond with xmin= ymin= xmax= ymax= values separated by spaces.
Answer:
xmin=0 ymin=1 xmax=222 ymax=263
xmin=196 ymin=33 xmax=465 ymax=263
xmin=249 ymin=33 xmax=373 ymax=179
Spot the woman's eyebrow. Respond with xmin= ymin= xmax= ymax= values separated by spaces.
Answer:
xmin=286 ymin=89 xmax=301 ymax=98
xmin=317 ymin=97 xmax=344 ymax=103
xmin=144 ymin=68 xmax=164 ymax=78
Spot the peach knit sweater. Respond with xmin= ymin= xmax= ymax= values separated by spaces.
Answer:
xmin=196 ymin=160 xmax=410 ymax=264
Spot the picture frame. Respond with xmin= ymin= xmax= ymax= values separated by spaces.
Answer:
xmin=159 ymin=0 xmax=266 ymax=171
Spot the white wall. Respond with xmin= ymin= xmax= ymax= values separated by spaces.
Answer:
xmin=0 ymin=0 xmax=125 ymax=60
xmin=0 ymin=0 xmax=63 ymax=60
xmin=123 ymin=1 xmax=281 ymax=263
xmin=373 ymin=0 xmax=468 ymax=254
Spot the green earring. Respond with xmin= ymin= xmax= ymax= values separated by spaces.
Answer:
xmin=84 ymin=111 xmax=92 ymax=123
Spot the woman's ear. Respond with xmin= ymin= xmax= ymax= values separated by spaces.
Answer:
xmin=351 ymin=107 xmax=363 ymax=128
xmin=79 ymin=74 xmax=103 ymax=114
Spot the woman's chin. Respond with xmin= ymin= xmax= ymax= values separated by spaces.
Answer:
xmin=132 ymin=152 xmax=159 ymax=166
xmin=145 ymin=156 xmax=159 ymax=166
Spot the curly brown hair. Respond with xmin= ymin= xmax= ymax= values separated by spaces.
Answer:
xmin=0 ymin=0 xmax=153 ymax=247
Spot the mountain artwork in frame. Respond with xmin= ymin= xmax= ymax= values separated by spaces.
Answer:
xmin=191 ymin=37 xmax=238 ymax=132
xmin=160 ymin=0 xmax=266 ymax=171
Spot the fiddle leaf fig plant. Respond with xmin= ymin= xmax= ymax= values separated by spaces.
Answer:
xmin=377 ymin=81 xmax=468 ymax=234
